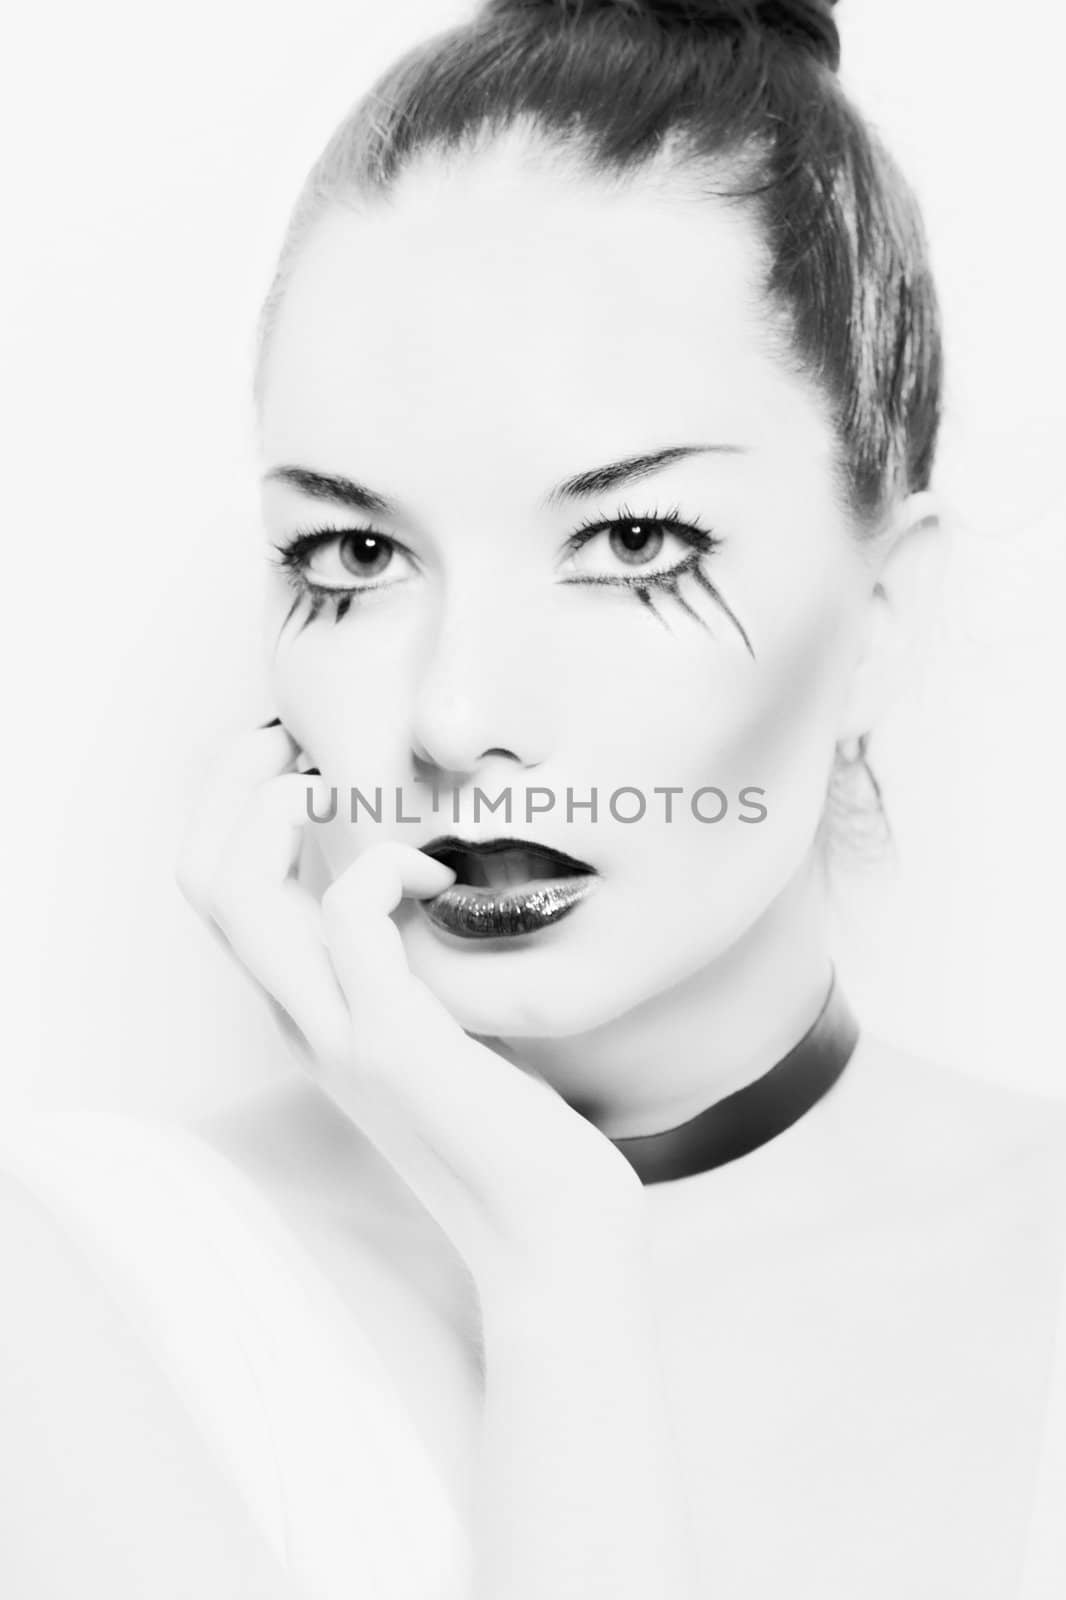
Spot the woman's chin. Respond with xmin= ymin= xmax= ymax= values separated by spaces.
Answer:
xmin=418 ymin=976 xmax=608 ymax=1041
xmin=401 ymin=923 xmax=622 ymax=1040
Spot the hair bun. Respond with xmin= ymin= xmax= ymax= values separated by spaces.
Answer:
xmin=749 ymin=0 xmax=839 ymax=69
xmin=484 ymin=0 xmax=841 ymax=72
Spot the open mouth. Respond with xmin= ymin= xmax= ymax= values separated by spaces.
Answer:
xmin=418 ymin=835 xmax=598 ymax=939
xmin=421 ymin=835 xmax=595 ymax=889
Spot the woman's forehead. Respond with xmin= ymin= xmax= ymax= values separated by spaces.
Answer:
xmin=259 ymin=148 xmax=824 ymax=481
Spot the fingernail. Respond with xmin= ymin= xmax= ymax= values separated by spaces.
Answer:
xmin=301 ymin=767 xmax=321 ymax=776
xmin=259 ymin=716 xmax=282 ymax=729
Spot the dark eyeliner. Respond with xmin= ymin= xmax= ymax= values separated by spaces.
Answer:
xmin=268 ymin=505 xmax=755 ymax=658
xmin=559 ymin=503 xmax=755 ymax=657
xmin=268 ymin=523 xmax=410 ymax=633
xmin=562 ymin=501 xmax=717 ymax=556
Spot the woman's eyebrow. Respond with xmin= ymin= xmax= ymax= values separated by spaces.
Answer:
xmin=544 ymin=444 xmax=747 ymax=505
xmin=263 ymin=444 xmax=746 ymax=518
xmin=262 ymin=466 xmax=396 ymax=516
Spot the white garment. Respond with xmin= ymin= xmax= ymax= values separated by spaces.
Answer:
xmin=0 ymin=1109 xmax=470 ymax=1600
xmin=1018 ymin=1210 xmax=1066 ymax=1599
xmin=1 ymin=1105 xmax=1064 ymax=1599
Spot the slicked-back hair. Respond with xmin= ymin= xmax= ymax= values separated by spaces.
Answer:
xmin=256 ymin=0 xmax=942 ymax=530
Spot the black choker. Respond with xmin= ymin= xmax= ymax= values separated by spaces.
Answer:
xmin=613 ymin=974 xmax=860 ymax=1185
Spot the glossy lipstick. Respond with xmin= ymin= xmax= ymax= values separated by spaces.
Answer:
xmin=419 ymin=836 xmax=598 ymax=940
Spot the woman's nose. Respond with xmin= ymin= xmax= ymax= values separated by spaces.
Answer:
xmin=409 ymin=590 xmax=556 ymax=777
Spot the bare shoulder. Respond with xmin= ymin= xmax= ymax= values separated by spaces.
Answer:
xmin=839 ymin=1031 xmax=1066 ymax=1212
xmin=853 ymin=1032 xmax=1066 ymax=1148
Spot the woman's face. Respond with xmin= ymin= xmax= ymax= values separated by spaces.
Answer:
xmin=258 ymin=134 xmax=877 ymax=1039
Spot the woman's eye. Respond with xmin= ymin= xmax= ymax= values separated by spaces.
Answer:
xmin=607 ymin=520 xmax=666 ymax=565
xmin=326 ymin=532 xmax=395 ymax=583
xmin=560 ymin=515 xmax=712 ymax=580
xmin=276 ymin=529 xmax=417 ymax=592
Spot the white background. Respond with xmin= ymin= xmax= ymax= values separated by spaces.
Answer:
xmin=3 ymin=0 xmax=1065 ymax=1117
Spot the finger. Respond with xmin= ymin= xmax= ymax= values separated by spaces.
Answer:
xmin=222 ymin=885 xmax=351 ymax=1067
xmin=175 ymin=721 xmax=301 ymax=914
xmin=320 ymin=842 xmax=455 ymax=1007
xmin=322 ymin=840 xmax=454 ymax=925
xmin=321 ymin=843 xmax=534 ymax=1135
xmin=321 ymin=842 xmax=513 ymax=1122
xmin=313 ymin=843 xmax=613 ymax=1263
xmin=210 ymin=773 xmax=353 ymax=1067
xmin=220 ymin=770 xmax=331 ymax=890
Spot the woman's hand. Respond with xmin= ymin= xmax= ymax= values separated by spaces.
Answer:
xmin=178 ymin=721 xmax=701 ymax=1600
xmin=175 ymin=720 xmax=645 ymax=1303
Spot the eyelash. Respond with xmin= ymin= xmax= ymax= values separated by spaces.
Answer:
xmin=560 ymin=501 xmax=722 ymax=629
xmin=268 ymin=523 xmax=413 ymax=632
xmin=268 ymin=504 xmax=753 ymax=655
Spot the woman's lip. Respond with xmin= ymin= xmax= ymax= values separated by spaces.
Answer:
xmin=420 ymin=875 xmax=598 ymax=940
xmin=421 ymin=834 xmax=597 ymax=880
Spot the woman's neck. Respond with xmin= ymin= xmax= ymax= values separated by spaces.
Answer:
xmin=503 ymin=855 xmax=834 ymax=1140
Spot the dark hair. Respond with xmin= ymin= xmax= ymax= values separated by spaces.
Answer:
xmin=258 ymin=0 xmax=942 ymax=529
xmin=257 ymin=0 xmax=942 ymax=847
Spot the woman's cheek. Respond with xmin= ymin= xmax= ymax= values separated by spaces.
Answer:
xmin=725 ymin=585 xmax=858 ymax=794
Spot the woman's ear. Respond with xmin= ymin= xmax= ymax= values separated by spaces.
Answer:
xmin=837 ymin=490 xmax=949 ymax=742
